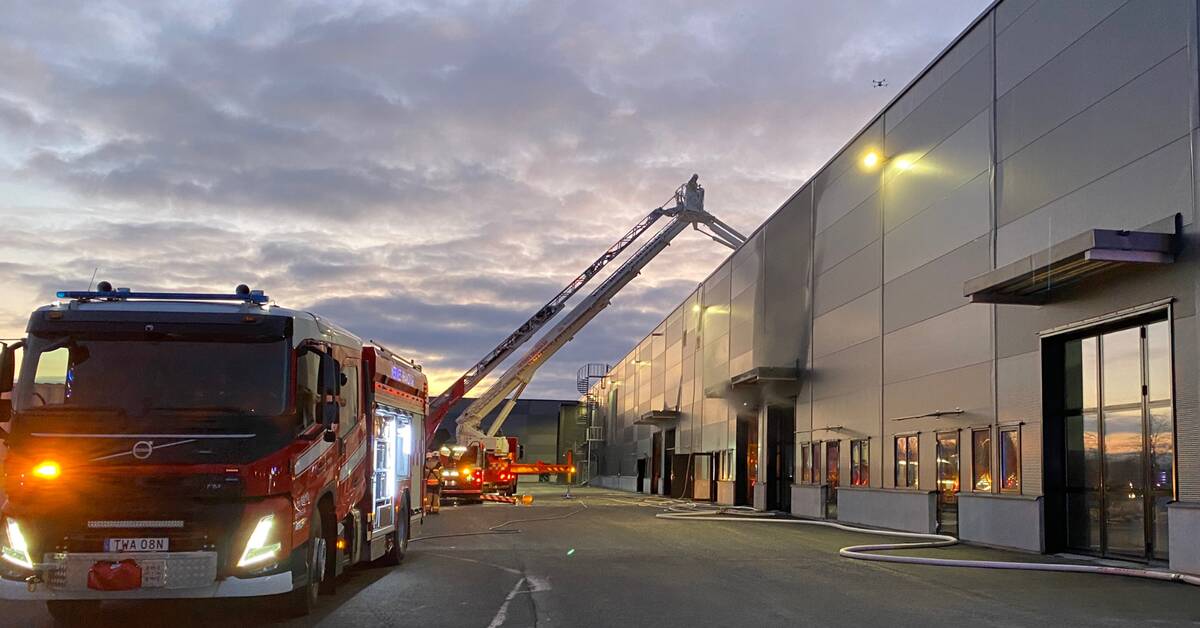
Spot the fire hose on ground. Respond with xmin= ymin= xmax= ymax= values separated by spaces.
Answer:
xmin=654 ymin=503 xmax=1200 ymax=587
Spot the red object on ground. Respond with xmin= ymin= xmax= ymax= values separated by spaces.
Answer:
xmin=87 ymin=559 xmax=143 ymax=591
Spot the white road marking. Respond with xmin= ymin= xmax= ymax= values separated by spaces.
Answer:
xmin=485 ymin=574 xmax=551 ymax=628
xmin=487 ymin=578 xmax=525 ymax=628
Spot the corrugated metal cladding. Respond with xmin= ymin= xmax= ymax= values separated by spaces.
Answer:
xmin=592 ymin=0 xmax=1199 ymax=505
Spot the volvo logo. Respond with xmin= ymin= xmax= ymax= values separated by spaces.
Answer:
xmin=132 ymin=440 xmax=155 ymax=460
xmin=91 ymin=438 xmax=198 ymax=462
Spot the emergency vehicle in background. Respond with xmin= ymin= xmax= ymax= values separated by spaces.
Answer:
xmin=433 ymin=436 xmax=520 ymax=502
xmin=0 ymin=284 xmax=427 ymax=622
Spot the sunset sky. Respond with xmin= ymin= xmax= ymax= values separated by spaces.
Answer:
xmin=0 ymin=0 xmax=990 ymax=399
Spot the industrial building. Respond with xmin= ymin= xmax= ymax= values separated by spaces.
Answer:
xmin=589 ymin=0 xmax=1200 ymax=576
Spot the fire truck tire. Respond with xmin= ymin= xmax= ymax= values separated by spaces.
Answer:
xmin=285 ymin=510 xmax=325 ymax=617
xmin=377 ymin=493 xmax=411 ymax=566
xmin=317 ymin=504 xmax=337 ymax=596
xmin=46 ymin=600 xmax=101 ymax=626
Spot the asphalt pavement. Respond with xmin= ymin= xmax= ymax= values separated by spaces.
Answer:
xmin=3 ymin=484 xmax=1200 ymax=627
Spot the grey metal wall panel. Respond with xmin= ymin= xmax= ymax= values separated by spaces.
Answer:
xmin=702 ymin=333 xmax=729 ymax=391
xmin=731 ymin=231 xmax=763 ymax=295
xmin=994 ymin=0 xmax=1036 ymax=34
xmin=886 ymin=44 xmax=992 ymax=163
xmin=995 ymin=0 xmax=1125 ymax=97
xmin=815 ymin=168 xmax=882 ymax=237
xmin=884 ymin=237 xmax=991 ymax=335
xmin=759 ymin=185 xmax=812 ymax=369
xmin=887 ymin=14 xmax=992 ymax=134
xmin=884 ymin=109 xmax=992 ymax=232
xmin=1021 ymin=422 xmax=1043 ymax=496
xmin=883 ymin=361 xmax=993 ymax=425
xmin=729 ymin=283 xmax=756 ymax=371
xmin=702 ymin=273 xmax=731 ymax=340
xmin=997 ymin=350 xmax=1040 ymax=424
xmin=816 ymin=118 xmax=884 ymax=202
xmin=812 ymin=387 xmax=881 ymax=441
xmin=812 ymin=337 xmax=882 ymax=401
xmin=997 ymin=49 xmax=1192 ymax=226
xmin=996 ymin=137 xmax=1192 ymax=266
xmin=884 ymin=304 xmax=991 ymax=384
xmin=813 ymin=289 xmax=881 ymax=359
xmin=996 ymin=1 xmax=1188 ymax=160
xmin=815 ymin=240 xmax=881 ymax=317
xmin=814 ymin=193 xmax=880 ymax=274
xmin=1175 ymin=316 xmax=1199 ymax=501
xmin=884 ymin=172 xmax=990 ymax=282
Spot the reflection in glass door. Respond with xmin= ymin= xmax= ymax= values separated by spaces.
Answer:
xmin=1062 ymin=320 xmax=1174 ymax=560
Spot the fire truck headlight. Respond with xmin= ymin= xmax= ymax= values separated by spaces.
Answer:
xmin=2 ymin=519 xmax=34 ymax=570
xmin=237 ymin=514 xmax=282 ymax=568
xmin=31 ymin=460 xmax=61 ymax=480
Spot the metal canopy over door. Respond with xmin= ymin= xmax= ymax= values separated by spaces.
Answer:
xmin=1060 ymin=319 xmax=1174 ymax=561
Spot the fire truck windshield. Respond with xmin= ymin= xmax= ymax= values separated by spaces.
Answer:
xmin=14 ymin=334 xmax=289 ymax=418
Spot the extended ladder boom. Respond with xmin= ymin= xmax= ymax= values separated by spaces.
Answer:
xmin=456 ymin=175 xmax=745 ymax=445
xmin=423 ymin=205 xmax=673 ymax=441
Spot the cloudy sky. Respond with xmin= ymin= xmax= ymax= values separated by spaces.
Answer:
xmin=0 ymin=0 xmax=989 ymax=399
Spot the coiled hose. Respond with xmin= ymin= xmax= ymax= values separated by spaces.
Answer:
xmin=655 ymin=506 xmax=1200 ymax=587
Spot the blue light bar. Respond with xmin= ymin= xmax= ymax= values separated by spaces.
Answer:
xmin=56 ymin=290 xmax=269 ymax=304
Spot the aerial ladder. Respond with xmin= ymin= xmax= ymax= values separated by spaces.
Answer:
xmin=453 ymin=175 xmax=746 ymax=453
xmin=422 ymin=175 xmax=744 ymax=446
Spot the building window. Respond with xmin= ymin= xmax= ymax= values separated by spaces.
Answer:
xmin=800 ymin=443 xmax=811 ymax=483
xmin=972 ymin=428 xmax=992 ymax=491
xmin=810 ymin=442 xmax=821 ymax=484
xmin=850 ymin=439 xmax=870 ymax=486
xmin=1000 ymin=427 xmax=1021 ymax=493
xmin=895 ymin=435 xmax=919 ymax=488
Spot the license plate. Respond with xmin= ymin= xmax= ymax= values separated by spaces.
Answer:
xmin=105 ymin=537 xmax=169 ymax=552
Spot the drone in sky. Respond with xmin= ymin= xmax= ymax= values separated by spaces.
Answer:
xmin=872 ymin=78 xmax=889 ymax=88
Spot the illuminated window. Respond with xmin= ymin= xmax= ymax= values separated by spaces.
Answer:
xmin=895 ymin=435 xmax=919 ymax=488
xmin=800 ymin=443 xmax=811 ymax=483
xmin=972 ymin=428 xmax=992 ymax=491
xmin=1000 ymin=427 xmax=1021 ymax=493
xmin=850 ymin=439 xmax=870 ymax=486
xmin=810 ymin=442 xmax=821 ymax=484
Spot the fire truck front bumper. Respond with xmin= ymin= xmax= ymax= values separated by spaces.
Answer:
xmin=0 ymin=551 xmax=294 ymax=600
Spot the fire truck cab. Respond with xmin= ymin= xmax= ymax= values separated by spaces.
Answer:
xmin=0 ymin=286 xmax=426 ymax=621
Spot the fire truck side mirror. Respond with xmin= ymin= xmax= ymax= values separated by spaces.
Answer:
xmin=318 ymin=353 xmax=340 ymax=431
xmin=0 ymin=342 xmax=14 ymax=394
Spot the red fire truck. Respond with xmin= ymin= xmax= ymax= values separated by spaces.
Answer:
xmin=0 ymin=285 xmax=426 ymax=622
xmin=434 ymin=436 xmax=519 ymax=501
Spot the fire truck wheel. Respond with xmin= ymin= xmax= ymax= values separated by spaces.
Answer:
xmin=46 ymin=600 xmax=101 ymax=626
xmin=377 ymin=493 xmax=411 ymax=566
xmin=285 ymin=510 xmax=325 ymax=616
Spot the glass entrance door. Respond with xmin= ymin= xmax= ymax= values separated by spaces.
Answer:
xmin=936 ymin=432 xmax=960 ymax=536
xmin=825 ymin=441 xmax=839 ymax=519
xmin=1062 ymin=320 xmax=1174 ymax=560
